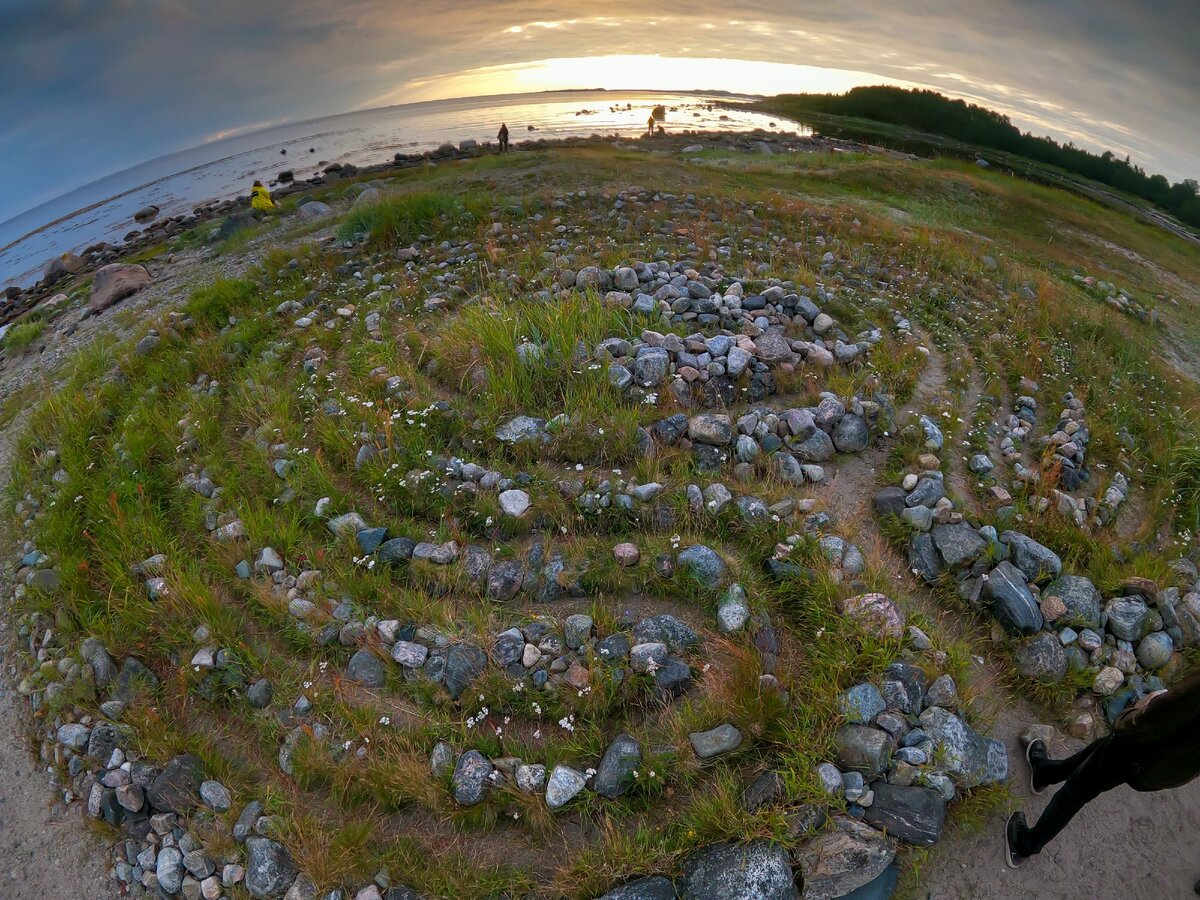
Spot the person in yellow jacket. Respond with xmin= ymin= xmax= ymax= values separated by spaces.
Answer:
xmin=250 ymin=180 xmax=276 ymax=211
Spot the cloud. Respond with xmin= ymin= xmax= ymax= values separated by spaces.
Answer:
xmin=1 ymin=0 xmax=1196 ymax=221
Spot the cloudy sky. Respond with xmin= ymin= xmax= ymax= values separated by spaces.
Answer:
xmin=3 ymin=0 xmax=1198 ymax=221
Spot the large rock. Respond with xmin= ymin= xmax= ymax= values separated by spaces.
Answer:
xmin=681 ymin=841 xmax=798 ymax=899
xmin=863 ymin=783 xmax=946 ymax=847
xmin=983 ymin=561 xmax=1044 ymax=635
xmin=677 ymin=544 xmax=727 ymax=588
xmin=545 ymin=764 xmax=587 ymax=809
xmin=688 ymin=414 xmax=732 ymax=446
xmin=1013 ymin=632 xmax=1068 ymax=682
xmin=594 ymin=733 xmax=642 ymax=799
xmin=452 ymin=750 xmax=493 ymax=806
xmin=633 ymin=614 xmax=699 ymax=651
xmin=795 ymin=816 xmax=895 ymax=900
xmin=790 ymin=429 xmax=835 ymax=463
xmin=1000 ymin=531 xmax=1062 ymax=583
xmin=347 ymin=649 xmax=386 ymax=687
xmin=87 ymin=263 xmax=151 ymax=312
xmin=1105 ymin=597 xmax=1150 ymax=642
xmin=918 ymin=706 xmax=1008 ymax=788
xmin=831 ymin=414 xmax=869 ymax=453
xmin=930 ymin=523 xmax=986 ymax=569
xmin=1042 ymin=575 xmax=1103 ymax=630
xmin=907 ymin=534 xmax=943 ymax=583
xmin=872 ymin=487 xmax=907 ymax=518
xmin=146 ymin=753 xmax=203 ymax=813
xmin=838 ymin=593 xmax=904 ymax=639
xmin=495 ymin=416 xmax=547 ymax=444
xmin=298 ymin=201 xmax=333 ymax=219
xmin=443 ymin=645 xmax=487 ymax=699
xmin=244 ymin=837 xmax=297 ymax=898
xmin=833 ymin=725 xmax=892 ymax=777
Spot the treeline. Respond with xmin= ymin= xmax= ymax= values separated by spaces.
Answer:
xmin=765 ymin=87 xmax=1200 ymax=229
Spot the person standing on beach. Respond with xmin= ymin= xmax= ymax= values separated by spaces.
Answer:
xmin=646 ymin=114 xmax=655 ymax=137
xmin=497 ymin=123 xmax=509 ymax=153
xmin=1006 ymin=669 xmax=1200 ymax=870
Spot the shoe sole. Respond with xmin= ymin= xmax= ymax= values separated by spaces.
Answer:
xmin=1026 ymin=742 xmax=1044 ymax=796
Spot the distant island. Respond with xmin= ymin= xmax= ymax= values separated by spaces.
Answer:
xmin=750 ymin=86 xmax=1200 ymax=230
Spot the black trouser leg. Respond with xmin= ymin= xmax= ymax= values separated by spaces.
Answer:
xmin=1033 ymin=741 xmax=1100 ymax=788
xmin=1018 ymin=738 xmax=1127 ymax=856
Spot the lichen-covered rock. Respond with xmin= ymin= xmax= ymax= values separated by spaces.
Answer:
xmin=681 ymin=841 xmax=798 ymax=899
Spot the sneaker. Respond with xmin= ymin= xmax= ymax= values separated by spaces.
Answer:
xmin=1026 ymin=739 xmax=1048 ymax=795
xmin=1006 ymin=811 xmax=1029 ymax=869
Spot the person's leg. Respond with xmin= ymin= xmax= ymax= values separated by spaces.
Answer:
xmin=1028 ymin=738 xmax=1099 ymax=789
xmin=1010 ymin=737 xmax=1128 ymax=857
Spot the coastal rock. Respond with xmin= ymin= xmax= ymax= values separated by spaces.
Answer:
xmin=87 ymin=263 xmax=151 ymax=312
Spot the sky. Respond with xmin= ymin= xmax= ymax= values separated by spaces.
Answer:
xmin=2 ymin=0 xmax=1198 ymax=222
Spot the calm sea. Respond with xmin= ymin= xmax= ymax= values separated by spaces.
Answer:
xmin=0 ymin=90 xmax=797 ymax=288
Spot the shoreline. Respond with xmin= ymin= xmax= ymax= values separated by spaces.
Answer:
xmin=0 ymin=125 xmax=881 ymax=326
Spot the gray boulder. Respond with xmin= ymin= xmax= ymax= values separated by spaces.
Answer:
xmin=1042 ymin=575 xmax=1102 ymax=630
xmin=681 ymin=841 xmax=798 ymax=899
xmin=597 ymin=876 xmax=677 ymax=899
xmin=244 ymin=837 xmax=297 ymax=898
xmin=1105 ymin=597 xmax=1150 ymax=642
xmin=833 ymin=725 xmax=892 ymax=777
xmin=146 ymin=754 xmax=203 ymax=813
xmin=347 ymin=650 xmax=386 ymax=688
xmin=1013 ymin=632 xmax=1068 ymax=682
xmin=918 ymin=706 xmax=1008 ymax=788
xmin=594 ymin=733 xmax=642 ymax=799
xmin=831 ymin=414 xmax=869 ymax=453
xmin=1000 ymin=531 xmax=1062 ymax=582
xmin=984 ymin=561 xmax=1044 ymax=635
xmin=678 ymin=544 xmax=727 ymax=588
xmin=931 ymin=523 xmax=986 ymax=568
xmin=864 ymin=783 xmax=946 ymax=847
xmin=452 ymin=750 xmax=493 ymax=806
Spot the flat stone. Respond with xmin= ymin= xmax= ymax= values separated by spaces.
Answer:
xmin=1013 ymin=632 xmax=1068 ymax=682
xmin=795 ymin=816 xmax=895 ymax=900
xmin=681 ymin=841 xmax=798 ymax=900
xmin=147 ymin=754 xmax=203 ymax=813
xmin=839 ymin=593 xmax=904 ymax=639
xmin=498 ymin=489 xmax=531 ymax=517
xmin=1042 ymin=576 xmax=1102 ymax=630
xmin=931 ymin=523 xmax=986 ymax=568
xmin=689 ymin=724 xmax=743 ymax=759
xmin=864 ymin=783 xmax=946 ymax=846
xmin=917 ymin=706 xmax=1008 ymax=788
xmin=678 ymin=544 xmax=727 ymax=588
xmin=199 ymin=780 xmax=231 ymax=812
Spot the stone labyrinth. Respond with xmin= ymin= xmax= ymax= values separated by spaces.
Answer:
xmin=7 ymin=180 xmax=1199 ymax=899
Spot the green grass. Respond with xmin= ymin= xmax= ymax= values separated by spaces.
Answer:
xmin=338 ymin=190 xmax=483 ymax=248
xmin=1 ymin=318 xmax=46 ymax=351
